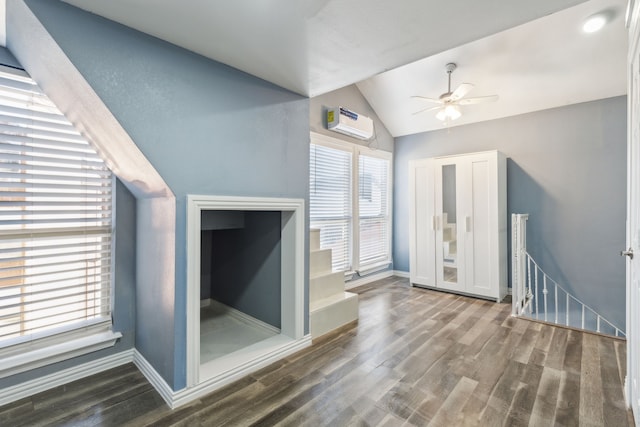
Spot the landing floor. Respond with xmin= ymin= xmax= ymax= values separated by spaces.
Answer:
xmin=200 ymin=301 xmax=279 ymax=364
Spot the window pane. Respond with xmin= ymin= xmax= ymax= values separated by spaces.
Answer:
xmin=358 ymin=154 xmax=390 ymax=267
xmin=0 ymin=67 xmax=113 ymax=346
xmin=310 ymin=143 xmax=352 ymax=271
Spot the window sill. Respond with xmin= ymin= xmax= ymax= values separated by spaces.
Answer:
xmin=0 ymin=329 xmax=122 ymax=379
xmin=356 ymin=260 xmax=392 ymax=276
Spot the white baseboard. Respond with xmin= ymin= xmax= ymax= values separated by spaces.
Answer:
xmin=393 ymin=270 xmax=410 ymax=278
xmin=0 ymin=349 xmax=134 ymax=407
xmin=0 ymin=334 xmax=312 ymax=410
xmin=345 ymin=270 xmax=394 ymax=290
xmin=171 ymin=334 xmax=312 ymax=409
xmin=134 ymin=334 xmax=312 ymax=409
xmin=208 ymin=300 xmax=280 ymax=335
xmin=132 ymin=349 xmax=174 ymax=408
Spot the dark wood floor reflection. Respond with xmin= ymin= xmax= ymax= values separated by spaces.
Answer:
xmin=1 ymin=277 xmax=634 ymax=426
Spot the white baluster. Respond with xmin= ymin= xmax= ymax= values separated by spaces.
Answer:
xmin=554 ymin=284 xmax=558 ymax=324
xmin=542 ymin=274 xmax=548 ymax=322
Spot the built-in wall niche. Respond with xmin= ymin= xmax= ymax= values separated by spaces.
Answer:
xmin=185 ymin=195 xmax=308 ymax=406
xmin=199 ymin=210 xmax=282 ymax=364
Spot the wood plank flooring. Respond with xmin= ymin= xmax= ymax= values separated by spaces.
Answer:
xmin=0 ymin=276 xmax=634 ymax=426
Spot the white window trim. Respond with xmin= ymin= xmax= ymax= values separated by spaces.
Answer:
xmin=0 ymin=174 xmax=120 ymax=379
xmin=0 ymin=322 xmax=121 ymax=378
xmin=310 ymin=132 xmax=393 ymax=275
xmin=0 ymin=65 xmax=121 ymax=377
xmin=354 ymin=143 xmax=393 ymax=273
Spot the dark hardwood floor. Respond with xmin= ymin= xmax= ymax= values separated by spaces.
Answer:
xmin=1 ymin=276 xmax=634 ymax=426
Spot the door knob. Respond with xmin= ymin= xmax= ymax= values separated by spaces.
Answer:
xmin=621 ymin=248 xmax=634 ymax=260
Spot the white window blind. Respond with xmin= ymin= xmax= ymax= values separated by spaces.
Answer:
xmin=309 ymin=143 xmax=352 ymax=271
xmin=310 ymin=134 xmax=393 ymax=275
xmin=358 ymin=153 xmax=390 ymax=268
xmin=0 ymin=67 xmax=113 ymax=348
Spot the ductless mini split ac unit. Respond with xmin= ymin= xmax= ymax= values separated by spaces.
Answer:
xmin=326 ymin=107 xmax=374 ymax=140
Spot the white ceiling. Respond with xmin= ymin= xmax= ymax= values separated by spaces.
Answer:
xmin=357 ymin=0 xmax=628 ymax=136
xmin=59 ymin=0 xmax=626 ymax=137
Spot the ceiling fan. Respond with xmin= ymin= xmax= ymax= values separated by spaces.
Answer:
xmin=412 ymin=63 xmax=498 ymax=121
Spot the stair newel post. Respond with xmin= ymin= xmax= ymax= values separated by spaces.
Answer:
xmin=511 ymin=213 xmax=529 ymax=316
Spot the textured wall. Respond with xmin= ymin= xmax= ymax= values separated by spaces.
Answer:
xmin=17 ymin=0 xmax=310 ymax=390
xmin=207 ymin=211 xmax=282 ymax=328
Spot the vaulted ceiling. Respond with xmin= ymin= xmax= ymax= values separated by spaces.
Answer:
xmin=60 ymin=0 xmax=626 ymax=137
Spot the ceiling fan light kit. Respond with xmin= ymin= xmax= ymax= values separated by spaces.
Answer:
xmin=436 ymin=104 xmax=461 ymax=121
xmin=412 ymin=62 xmax=499 ymax=123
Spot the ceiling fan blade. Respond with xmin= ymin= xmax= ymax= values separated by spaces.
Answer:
xmin=412 ymin=105 xmax=442 ymax=115
xmin=410 ymin=95 xmax=444 ymax=104
xmin=458 ymin=95 xmax=499 ymax=105
xmin=449 ymin=83 xmax=474 ymax=101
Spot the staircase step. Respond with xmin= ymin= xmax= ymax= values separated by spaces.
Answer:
xmin=310 ymin=248 xmax=332 ymax=276
xmin=310 ymin=228 xmax=321 ymax=251
xmin=310 ymin=292 xmax=359 ymax=338
xmin=310 ymin=271 xmax=345 ymax=302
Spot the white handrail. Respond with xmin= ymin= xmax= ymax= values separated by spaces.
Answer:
xmin=511 ymin=214 xmax=625 ymax=338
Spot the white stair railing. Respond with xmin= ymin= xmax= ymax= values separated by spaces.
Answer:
xmin=511 ymin=214 xmax=625 ymax=338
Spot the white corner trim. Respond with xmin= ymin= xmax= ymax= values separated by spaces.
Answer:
xmin=132 ymin=349 xmax=174 ymax=408
xmin=393 ymin=270 xmax=410 ymax=278
xmin=345 ymin=270 xmax=394 ymax=290
xmin=0 ymin=349 xmax=134 ymax=407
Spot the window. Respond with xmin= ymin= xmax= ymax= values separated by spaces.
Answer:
xmin=310 ymin=133 xmax=392 ymax=275
xmin=309 ymin=142 xmax=352 ymax=271
xmin=0 ymin=65 xmax=119 ymax=376
xmin=358 ymin=153 xmax=390 ymax=268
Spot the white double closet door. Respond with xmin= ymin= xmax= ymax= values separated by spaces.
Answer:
xmin=410 ymin=151 xmax=506 ymax=301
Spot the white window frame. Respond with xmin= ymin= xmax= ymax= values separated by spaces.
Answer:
xmin=0 ymin=65 xmax=120 ymax=378
xmin=355 ymin=145 xmax=393 ymax=275
xmin=310 ymin=132 xmax=393 ymax=276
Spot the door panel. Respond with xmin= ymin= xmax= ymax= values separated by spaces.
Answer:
xmin=409 ymin=159 xmax=435 ymax=286
xmin=467 ymin=158 xmax=492 ymax=294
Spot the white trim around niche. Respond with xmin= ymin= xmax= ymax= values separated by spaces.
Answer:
xmin=185 ymin=195 xmax=309 ymax=406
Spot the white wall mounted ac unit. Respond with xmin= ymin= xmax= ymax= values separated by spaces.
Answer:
xmin=327 ymin=106 xmax=373 ymax=140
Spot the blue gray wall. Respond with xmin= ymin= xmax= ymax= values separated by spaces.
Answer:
xmin=394 ymin=96 xmax=627 ymax=329
xmin=22 ymin=0 xmax=310 ymax=390
xmin=205 ymin=211 xmax=282 ymax=328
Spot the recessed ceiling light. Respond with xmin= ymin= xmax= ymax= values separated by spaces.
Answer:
xmin=583 ymin=12 xmax=608 ymax=33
